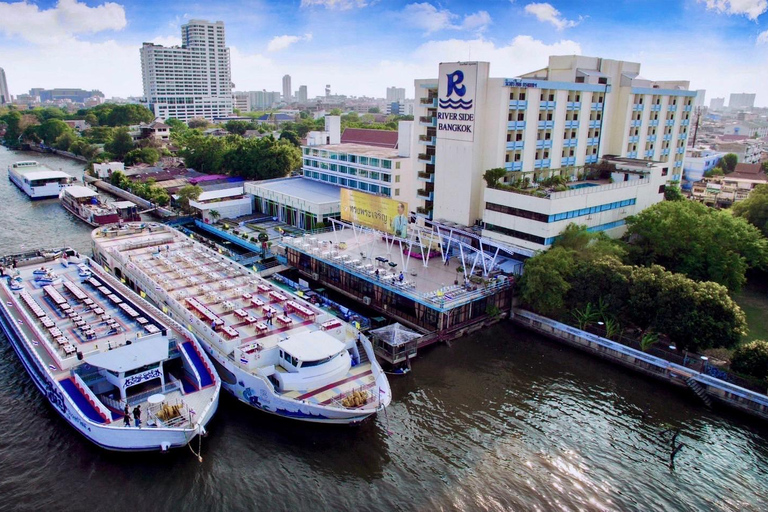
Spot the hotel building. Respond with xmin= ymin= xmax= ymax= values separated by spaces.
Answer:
xmin=140 ymin=20 xmax=233 ymax=122
xmin=413 ymin=56 xmax=695 ymax=252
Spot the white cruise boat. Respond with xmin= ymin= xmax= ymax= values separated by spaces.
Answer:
xmin=92 ymin=223 xmax=392 ymax=425
xmin=8 ymin=160 xmax=76 ymax=200
xmin=0 ymin=249 xmax=220 ymax=452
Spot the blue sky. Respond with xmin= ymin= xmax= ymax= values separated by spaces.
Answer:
xmin=1 ymin=0 xmax=767 ymax=105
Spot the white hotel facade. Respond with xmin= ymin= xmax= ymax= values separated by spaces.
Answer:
xmin=140 ymin=20 xmax=233 ymax=122
xmin=413 ymin=56 xmax=695 ymax=252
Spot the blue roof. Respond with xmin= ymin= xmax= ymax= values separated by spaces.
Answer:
xmin=257 ymin=114 xmax=294 ymax=121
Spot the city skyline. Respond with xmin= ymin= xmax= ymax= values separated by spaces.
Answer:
xmin=0 ymin=0 xmax=767 ymax=104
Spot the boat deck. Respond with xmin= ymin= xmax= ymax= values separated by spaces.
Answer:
xmin=1 ymin=257 xmax=216 ymax=427
xmin=97 ymin=225 xmax=380 ymax=407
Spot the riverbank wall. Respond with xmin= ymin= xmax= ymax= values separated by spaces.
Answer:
xmin=25 ymin=144 xmax=88 ymax=163
xmin=511 ymin=308 xmax=768 ymax=422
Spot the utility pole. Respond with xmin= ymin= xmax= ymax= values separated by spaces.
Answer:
xmin=691 ymin=107 xmax=701 ymax=147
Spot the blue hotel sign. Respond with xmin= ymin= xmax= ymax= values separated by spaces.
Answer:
xmin=504 ymin=78 xmax=539 ymax=88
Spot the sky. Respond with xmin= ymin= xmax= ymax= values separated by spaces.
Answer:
xmin=0 ymin=0 xmax=767 ymax=106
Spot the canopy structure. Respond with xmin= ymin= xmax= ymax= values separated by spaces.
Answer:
xmin=86 ymin=335 xmax=168 ymax=373
xmin=369 ymin=323 xmax=421 ymax=347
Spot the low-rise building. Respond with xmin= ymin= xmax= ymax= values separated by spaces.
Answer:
xmin=690 ymin=163 xmax=767 ymax=206
xmin=682 ymin=148 xmax=724 ymax=189
xmin=93 ymin=161 xmax=125 ymax=179
xmin=244 ymin=177 xmax=342 ymax=230
xmin=188 ymin=182 xmax=252 ymax=222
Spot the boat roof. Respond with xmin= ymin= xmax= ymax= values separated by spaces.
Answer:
xmin=64 ymin=185 xmax=98 ymax=198
xmin=278 ymin=330 xmax=345 ymax=361
xmin=85 ymin=334 xmax=169 ymax=372
xmin=20 ymin=170 xmax=71 ymax=180
xmin=112 ymin=201 xmax=137 ymax=208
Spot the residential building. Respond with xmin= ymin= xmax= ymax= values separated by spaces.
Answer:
xmin=297 ymin=85 xmax=308 ymax=103
xmin=693 ymin=89 xmax=706 ymax=108
xmin=386 ymin=86 xmax=406 ymax=103
xmin=712 ymin=138 xmax=764 ymax=164
xmin=300 ymin=116 xmax=415 ymax=206
xmin=412 ymin=56 xmax=694 ymax=252
xmin=710 ymin=97 xmax=725 ymax=110
xmin=283 ymin=75 xmax=292 ymax=102
xmin=140 ymin=19 xmax=233 ymax=122
xmin=248 ymin=90 xmax=281 ymax=110
xmin=729 ymin=93 xmax=756 ymax=110
xmin=682 ymin=147 xmax=724 ymax=190
xmin=233 ymin=91 xmax=251 ymax=112
xmin=93 ymin=162 xmax=125 ymax=180
xmin=722 ymin=120 xmax=768 ymax=138
xmin=691 ymin=163 xmax=767 ymax=205
xmin=386 ymin=100 xmax=415 ymax=116
xmin=0 ymin=67 xmax=9 ymax=104
xmin=37 ymin=88 xmax=104 ymax=103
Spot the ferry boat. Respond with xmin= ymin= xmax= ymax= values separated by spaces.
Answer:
xmin=0 ymin=249 xmax=220 ymax=451
xmin=8 ymin=160 xmax=76 ymax=200
xmin=59 ymin=185 xmax=121 ymax=227
xmin=92 ymin=223 xmax=392 ymax=425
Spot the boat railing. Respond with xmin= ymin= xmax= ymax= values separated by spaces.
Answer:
xmin=127 ymin=381 xmax=181 ymax=407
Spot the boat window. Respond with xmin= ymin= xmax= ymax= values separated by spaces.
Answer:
xmin=299 ymin=353 xmax=339 ymax=368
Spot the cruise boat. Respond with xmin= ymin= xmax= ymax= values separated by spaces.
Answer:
xmin=8 ymin=160 xmax=76 ymax=200
xmin=59 ymin=185 xmax=121 ymax=227
xmin=92 ymin=223 xmax=392 ymax=425
xmin=0 ymin=249 xmax=220 ymax=452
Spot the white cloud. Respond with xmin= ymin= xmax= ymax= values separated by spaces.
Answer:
xmin=267 ymin=33 xmax=313 ymax=52
xmin=758 ymin=28 xmax=768 ymax=43
xmin=150 ymin=35 xmax=182 ymax=47
xmin=300 ymin=0 xmax=368 ymax=9
xmin=0 ymin=0 xmax=126 ymax=45
xmin=699 ymin=0 xmax=768 ymax=20
xmin=524 ymin=2 xmax=581 ymax=30
xmin=401 ymin=3 xmax=492 ymax=34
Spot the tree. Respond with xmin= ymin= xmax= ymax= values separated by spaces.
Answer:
xmin=483 ymin=168 xmax=507 ymax=189
xmin=209 ymin=210 xmax=221 ymax=223
xmin=188 ymin=118 xmax=209 ymax=129
xmin=720 ymin=153 xmax=738 ymax=174
xmin=368 ymin=107 xmax=380 ymax=114
xmin=36 ymin=118 xmax=72 ymax=145
xmin=731 ymin=340 xmax=768 ymax=379
xmin=1 ymin=110 xmax=22 ymax=147
xmin=165 ymin=118 xmax=187 ymax=132
xmin=84 ymin=126 xmax=114 ymax=144
xmin=176 ymin=185 xmax=203 ymax=214
xmin=105 ymin=128 xmax=135 ymax=160
xmin=664 ymin=181 xmax=684 ymax=201
xmin=84 ymin=112 xmax=99 ymax=127
xmin=54 ymin=131 xmax=77 ymax=151
xmin=329 ymin=108 xmax=343 ymax=116
xmin=110 ymin=170 xmax=129 ymax=189
xmin=225 ymin=120 xmax=252 ymax=136
xmin=124 ymin=147 xmax=160 ymax=166
xmin=625 ymin=200 xmax=768 ymax=292
xmin=732 ymin=184 xmax=768 ymax=237
xmin=279 ymin=129 xmax=300 ymax=146
xmin=517 ymin=247 xmax=575 ymax=316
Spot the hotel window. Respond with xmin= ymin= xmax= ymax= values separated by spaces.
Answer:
xmin=395 ymin=188 xmax=400 ymax=196
xmin=382 ymin=174 xmax=391 ymax=182
xmin=348 ymin=155 xmax=357 ymax=163
xmin=359 ymin=157 xmax=369 ymax=166
xmin=395 ymin=175 xmax=400 ymax=183
xmin=396 ymin=162 xmax=401 ymax=169
xmin=370 ymin=158 xmax=380 ymax=167
xmin=517 ymin=113 xmax=525 ymax=121
xmin=382 ymin=160 xmax=391 ymax=169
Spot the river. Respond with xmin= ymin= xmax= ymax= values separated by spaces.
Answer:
xmin=1 ymin=145 xmax=767 ymax=511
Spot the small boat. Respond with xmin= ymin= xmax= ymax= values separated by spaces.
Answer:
xmin=0 ymin=251 xmax=221 ymax=452
xmin=59 ymin=186 xmax=120 ymax=227
xmin=7 ymin=161 xmax=76 ymax=200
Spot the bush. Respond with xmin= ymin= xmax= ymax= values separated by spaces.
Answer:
xmin=731 ymin=340 xmax=768 ymax=379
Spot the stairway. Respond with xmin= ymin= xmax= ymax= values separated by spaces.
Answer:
xmin=357 ymin=343 xmax=370 ymax=365
xmin=686 ymin=377 xmax=712 ymax=408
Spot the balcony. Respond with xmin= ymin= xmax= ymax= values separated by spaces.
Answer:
xmin=561 ymin=156 xmax=576 ymax=166
xmin=675 ymin=160 xmax=683 ymax=167
xmin=507 ymin=121 xmax=526 ymax=130
xmin=505 ymin=161 xmax=523 ymax=171
xmin=585 ymin=155 xmax=598 ymax=164
xmin=536 ymin=140 xmax=553 ymax=149
xmin=564 ymin=120 xmax=580 ymax=129
xmin=416 ymin=206 xmax=433 ymax=219
xmin=672 ymin=174 xmax=681 ymax=181
xmin=684 ymin=105 xmax=692 ymax=112
xmin=649 ymin=119 xmax=659 ymax=127
xmin=647 ymin=135 xmax=657 ymax=142
xmin=633 ymin=104 xmax=644 ymax=111
xmin=651 ymin=104 xmax=662 ymax=112
xmin=417 ymin=153 xmax=435 ymax=164
xmin=534 ymin=158 xmax=551 ymax=169
xmin=663 ymin=133 xmax=672 ymax=141
xmin=566 ymin=101 xmax=581 ymax=110
xmin=506 ymin=141 xmax=525 ymax=150
xmin=665 ymin=119 xmax=675 ymax=127
xmin=537 ymin=120 xmax=554 ymax=129
xmin=589 ymin=120 xmax=601 ymax=128
xmin=417 ymin=171 xmax=434 ymax=182
xmin=539 ymin=101 xmax=556 ymax=109
xmin=591 ymin=102 xmax=604 ymax=110
xmin=419 ymin=116 xmax=436 ymax=127
xmin=627 ymin=151 xmax=638 ymax=159
xmin=661 ymin=148 xmax=670 ymax=156
xmin=679 ymin=132 xmax=688 ymax=139
xmin=509 ymin=100 xmax=528 ymax=109
xmin=587 ymin=137 xmax=599 ymax=146
xmin=668 ymin=104 xmax=678 ymax=112
xmin=628 ymin=135 xmax=639 ymax=143
xmin=630 ymin=120 xmax=642 ymax=127
xmin=562 ymin=138 xmax=577 ymax=147
xmin=416 ymin=188 xmax=434 ymax=201
xmin=645 ymin=150 xmax=655 ymax=158
xmin=420 ymin=97 xmax=437 ymax=107
xmin=418 ymin=135 xmax=436 ymax=146
xmin=677 ymin=147 xmax=685 ymax=154
xmin=681 ymin=119 xmax=690 ymax=126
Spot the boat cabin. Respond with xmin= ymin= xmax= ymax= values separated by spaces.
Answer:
xmin=273 ymin=331 xmax=350 ymax=392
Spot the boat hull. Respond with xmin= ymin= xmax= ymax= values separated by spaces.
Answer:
xmin=8 ymin=170 xmax=66 ymax=200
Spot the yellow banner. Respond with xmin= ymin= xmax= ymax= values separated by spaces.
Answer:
xmin=340 ymin=189 xmax=408 ymax=237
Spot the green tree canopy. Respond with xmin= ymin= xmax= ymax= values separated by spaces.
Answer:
xmin=663 ymin=181 xmax=684 ymax=201
xmin=731 ymin=340 xmax=768 ymax=379
xmin=84 ymin=104 xmax=153 ymax=127
xmin=225 ymin=120 xmax=252 ymax=136
xmin=483 ymin=168 xmax=507 ymax=189
xmin=279 ymin=129 xmax=300 ymax=146
xmin=2 ymin=110 xmax=23 ymax=147
xmin=54 ymin=131 xmax=77 ymax=151
xmin=104 ymin=128 xmax=135 ymax=160
xmin=176 ymin=184 xmax=203 ymax=213
xmin=721 ymin=153 xmax=738 ymax=173
xmin=732 ymin=184 xmax=768 ymax=237
xmin=83 ymin=126 xmax=115 ymax=144
xmin=124 ymin=147 xmax=160 ymax=166
xmin=625 ymin=200 xmax=768 ymax=291
xmin=188 ymin=118 xmax=210 ymax=129
xmin=517 ymin=247 xmax=575 ymax=317
xmin=36 ymin=118 xmax=73 ymax=145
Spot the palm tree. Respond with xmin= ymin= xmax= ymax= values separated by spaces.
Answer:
xmin=209 ymin=210 xmax=221 ymax=224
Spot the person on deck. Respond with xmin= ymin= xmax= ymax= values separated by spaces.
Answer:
xmin=133 ymin=405 xmax=141 ymax=428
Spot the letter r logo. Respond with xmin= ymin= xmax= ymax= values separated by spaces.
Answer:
xmin=446 ymin=70 xmax=465 ymax=97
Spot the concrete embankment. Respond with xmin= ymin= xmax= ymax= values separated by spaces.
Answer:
xmin=511 ymin=308 xmax=768 ymax=422
xmin=83 ymin=176 xmax=175 ymax=218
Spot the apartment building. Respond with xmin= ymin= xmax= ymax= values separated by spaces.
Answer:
xmin=412 ymin=56 xmax=694 ymax=252
xmin=140 ymin=19 xmax=233 ymax=122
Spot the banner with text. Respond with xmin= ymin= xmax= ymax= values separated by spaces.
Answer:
xmin=340 ymin=189 xmax=409 ymax=237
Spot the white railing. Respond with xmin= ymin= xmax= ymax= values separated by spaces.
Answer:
xmin=548 ymin=178 xmax=651 ymax=200
xmin=73 ymin=372 xmax=111 ymax=420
